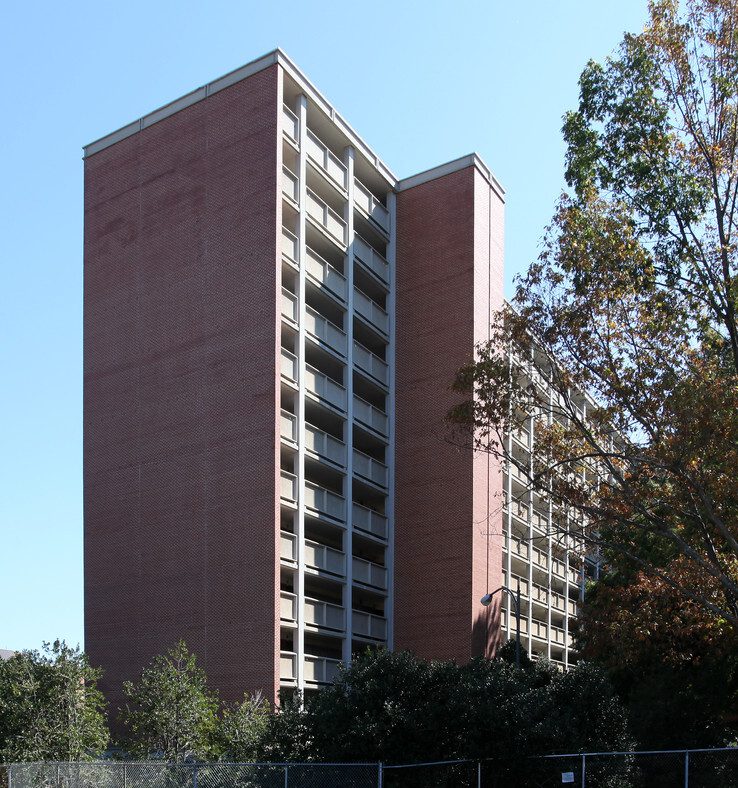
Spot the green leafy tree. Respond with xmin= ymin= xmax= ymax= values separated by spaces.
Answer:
xmin=450 ymin=0 xmax=738 ymax=626
xmin=215 ymin=692 xmax=269 ymax=762
xmin=121 ymin=641 xmax=217 ymax=762
xmin=0 ymin=641 xmax=108 ymax=762
xmin=258 ymin=691 xmax=312 ymax=763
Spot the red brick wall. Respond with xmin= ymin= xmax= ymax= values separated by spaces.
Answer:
xmin=394 ymin=164 xmax=505 ymax=662
xmin=83 ymin=65 xmax=282 ymax=720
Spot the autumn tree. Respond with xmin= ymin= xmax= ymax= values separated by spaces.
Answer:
xmin=121 ymin=641 xmax=218 ymax=762
xmin=451 ymin=0 xmax=738 ymax=626
xmin=0 ymin=641 xmax=108 ymax=762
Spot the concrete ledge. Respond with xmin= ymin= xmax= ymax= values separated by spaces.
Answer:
xmin=396 ymin=153 xmax=505 ymax=202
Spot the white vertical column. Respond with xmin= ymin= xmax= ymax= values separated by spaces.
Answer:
xmin=295 ymin=94 xmax=308 ymax=693
xmin=386 ymin=189 xmax=397 ymax=651
xmin=342 ymin=147 xmax=356 ymax=666
xmin=546 ymin=385 xmax=554 ymax=660
xmin=526 ymin=352 xmax=534 ymax=657
xmin=505 ymin=347 xmax=514 ymax=642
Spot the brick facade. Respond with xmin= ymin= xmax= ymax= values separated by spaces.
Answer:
xmin=84 ymin=65 xmax=282 ymax=716
xmin=394 ymin=164 xmax=505 ymax=661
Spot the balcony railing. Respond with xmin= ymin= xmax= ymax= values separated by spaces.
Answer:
xmin=305 ymin=539 xmax=346 ymax=577
xmin=280 ymin=650 xmax=297 ymax=683
xmin=280 ymin=410 xmax=297 ymax=444
xmin=280 ymin=591 xmax=297 ymax=623
xmin=282 ymin=105 xmax=298 ymax=143
xmin=281 ymin=288 xmax=297 ymax=324
xmin=502 ymin=570 xmax=530 ymax=598
xmin=353 ymin=609 xmax=387 ymax=640
xmin=304 ymin=655 xmax=341 ymax=685
xmin=306 ymin=129 xmax=348 ymax=191
xmin=352 ymin=503 xmax=388 ymax=539
xmin=305 ymin=423 xmax=346 ymax=467
xmin=282 ymin=166 xmax=299 ymax=204
xmin=353 ymin=395 xmax=388 ymax=436
xmin=304 ymin=481 xmax=346 ymax=522
xmin=282 ymin=227 xmax=299 ymax=263
xmin=306 ymin=246 xmax=347 ymax=302
xmin=354 ymin=288 xmax=389 ymax=335
xmin=280 ymin=531 xmax=296 ymax=563
xmin=307 ymin=189 xmax=347 ymax=246
xmin=353 ymin=341 xmax=388 ymax=386
xmin=354 ymin=234 xmax=389 ymax=283
xmin=353 ymin=448 xmax=388 ymax=488
xmin=352 ymin=556 xmax=388 ymax=590
xmin=280 ymin=471 xmax=297 ymax=505
xmin=305 ymin=305 xmax=347 ymax=357
xmin=354 ymin=178 xmax=390 ymax=234
xmin=305 ymin=597 xmax=345 ymax=632
xmin=281 ymin=349 xmax=298 ymax=384
xmin=306 ymin=365 xmax=346 ymax=412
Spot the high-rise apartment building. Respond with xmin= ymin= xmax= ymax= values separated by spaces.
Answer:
xmin=83 ymin=49 xmax=582 ymax=711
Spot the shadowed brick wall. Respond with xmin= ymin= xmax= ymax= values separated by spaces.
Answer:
xmin=394 ymin=163 xmax=505 ymax=661
xmin=84 ymin=65 xmax=282 ymax=717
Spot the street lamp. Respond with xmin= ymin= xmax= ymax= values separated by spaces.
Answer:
xmin=481 ymin=578 xmax=522 ymax=668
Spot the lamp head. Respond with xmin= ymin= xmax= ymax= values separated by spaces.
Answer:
xmin=480 ymin=593 xmax=494 ymax=607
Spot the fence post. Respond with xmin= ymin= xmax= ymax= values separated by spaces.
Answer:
xmin=56 ymin=763 xmax=60 ymax=788
xmin=378 ymin=762 xmax=383 ymax=788
xmin=284 ymin=765 xmax=289 ymax=788
xmin=477 ymin=761 xmax=481 ymax=788
xmin=581 ymin=754 xmax=586 ymax=788
xmin=192 ymin=764 xmax=198 ymax=788
xmin=684 ymin=750 xmax=689 ymax=788
xmin=7 ymin=764 xmax=10 ymax=788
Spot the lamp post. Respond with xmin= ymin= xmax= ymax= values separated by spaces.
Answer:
xmin=481 ymin=578 xmax=522 ymax=668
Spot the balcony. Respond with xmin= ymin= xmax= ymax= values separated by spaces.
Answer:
xmin=306 ymin=128 xmax=348 ymax=192
xmin=280 ymin=651 xmax=297 ymax=684
xmin=281 ymin=471 xmax=297 ymax=506
xmin=280 ymin=410 xmax=297 ymax=444
xmin=305 ymin=365 xmax=346 ymax=412
xmin=352 ymin=503 xmax=388 ymax=540
xmin=282 ymin=166 xmax=299 ymax=205
xmin=304 ymin=481 xmax=345 ymax=522
xmin=281 ymin=349 xmax=298 ymax=385
xmin=352 ymin=556 xmax=388 ymax=590
xmin=305 ymin=597 xmax=345 ymax=632
xmin=354 ymin=178 xmax=390 ymax=234
xmin=353 ymin=395 xmax=388 ymax=437
xmin=354 ymin=288 xmax=389 ymax=335
xmin=502 ymin=570 xmax=529 ymax=598
xmin=282 ymin=227 xmax=299 ymax=264
xmin=306 ymin=246 xmax=347 ymax=302
xmin=353 ymin=341 xmax=389 ymax=386
xmin=280 ymin=531 xmax=297 ymax=563
xmin=304 ymin=655 xmax=341 ymax=685
xmin=354 ymin=234 xmax=389 ymax=283
xmin=280 ymin=591 xmax=297 ymax=623
xmin=305 ymin=538 xmax=346 ymax=577
xmin=281 ymin=288 xmax=297 ymax=324
xmin=353 ymin=609 xmax=387 ymax=640
xmin=307 ymin=189 xmax=347 ymax=247
xmin=282 ymin=105 xmax=298 ymax=144
xmin=305 ymin=423 xmax=346 ymax=467
xmin=305 ymin=305 xmax=347 ymax=357
xmin=353 ymin=448 xmax=388 ymax=488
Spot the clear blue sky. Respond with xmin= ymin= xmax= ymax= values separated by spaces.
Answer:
xmin=0 ymin=0 xmax=647 ymax=652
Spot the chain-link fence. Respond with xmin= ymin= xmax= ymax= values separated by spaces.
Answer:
xmin=6 ymin=750 xmax=738 ymax=787
xmin=4 ymin=762 xmax=379 ymax=788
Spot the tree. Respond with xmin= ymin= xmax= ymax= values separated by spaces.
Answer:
xmin=215 ymin=692 xmax=269 ymax=762
xmin=0 ymin=641 xmax=108 ymax=762
xmin=450 ymin=0 xmax=738 ymax=626
xmin=576 ymin=560 xmax=738 ymax=746
xmin=120 ymin=641 xmax=217 ymax=762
